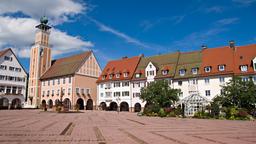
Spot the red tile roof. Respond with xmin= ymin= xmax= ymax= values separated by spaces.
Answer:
xmin=40 ymin=51 xmax=92 ymax=80
xmin=201 ymin=46 xmax=234 ymax=76
xmin=234 ymin=44 xmax=256 ymax=75
xmin=97 ymin=56 xmax=141 ymax=83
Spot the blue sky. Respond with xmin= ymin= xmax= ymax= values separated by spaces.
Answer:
xmin=0 ymin=0 xmax=255 ymax=72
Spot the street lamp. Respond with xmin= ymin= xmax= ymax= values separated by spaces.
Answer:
xmin=116 ymin=95 xmax=121 ymax=114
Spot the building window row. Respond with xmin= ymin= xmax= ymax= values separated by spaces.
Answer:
xmin=75 ymin=88 xmax=90 ymax=95
xmin=43 ymin=77 xmax=72 ymax=86
xmin=0 ymin=65 xmax=21 ymax=72
xmin=102 ymin=72 xmax=129 ymax=80
xmin=4 ymin=56 xmax=13 ymax=61
xmin=0 ymin=86 xmax=22 ymax=95
xmin=0 ymin=75 xmax=25 ymax=82
xmin=42 ymin=88 xmax=71 ymax=97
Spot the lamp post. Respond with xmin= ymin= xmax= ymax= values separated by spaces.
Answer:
xmin=116 ymin=95 xmax=121 ymax=114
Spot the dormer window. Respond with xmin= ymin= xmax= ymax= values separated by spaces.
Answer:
xmin=124 ymin=72 xmax=128 ymax=78
xmin=240 ymin=65 xmax=248 ymax=72
xmin=253 ymin=57 xmax=256 ymax=71
xmin=102 ymin=75 xmax=106 ymax=80
xmin=179 ymin=69 xmax=186 ymax=76
xmin=218 ymin=65 xmax=225 ymax=71
xmin=135 ymin=73 xmax=141 ymax=78
xmin=116 ymin=73 xmax=120 ymax=78
xmin=162 ymin=70 xmax=168 ymax=75
xmin=204 ymin=66 xmax=211 ymax=73
xmin=191 ymin=68 xmax=198 ymax=75
xmin=109 ymin=74 xmax=113 ymax=79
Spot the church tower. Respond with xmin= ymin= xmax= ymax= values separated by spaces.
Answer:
xmin=28 ymin=16 xmax=52 ymax=108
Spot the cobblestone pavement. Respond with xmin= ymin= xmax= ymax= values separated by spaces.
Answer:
xmin=0 ymin=110 xmax=255 ymax=144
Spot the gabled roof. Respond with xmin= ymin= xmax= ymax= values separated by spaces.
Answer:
xmin=200 ymin=46 xmax=234 ymax=76
xmin=40 ymin=51 xmax=92 ymax=80
xmin=133 ymin=52 xmax=179 ymax=79
xmin=0 ymin=48 xmax=27 ymax=74
xmin=233 ymin=44 xmax=256 ymax=75
xmin=0 ymin=48 xmax=10 ymax=58
xmin=174 ymin=51 xmax=202 ymax=79
xmin=97 ymin=56 xmax=141 ymax=83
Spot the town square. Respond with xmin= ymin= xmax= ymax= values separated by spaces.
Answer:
xmin=0 ymin=0 xmax=256 ymax=144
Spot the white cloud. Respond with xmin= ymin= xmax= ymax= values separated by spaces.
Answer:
xmin=88 ymin=17 xmax=152 ymax=49
xmin=232 ymin=0 xmax=256 ymax=5
xmin=0 ymin=16 xmax=93 ymax=58
xmin=215 ymin=18 xmax=239 ymax=26
xmin=0 ymin=1 xmax=93 ymax=59
xmin=0 ymin=0 xmax=85 ymax=25
xmin=206 ymin=6 xmax=225 ymax=13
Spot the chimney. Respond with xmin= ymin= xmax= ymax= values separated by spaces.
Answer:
xmin=139 ymin=54 xmax=144 ymax=57
xmin=201 ymin=45 xmax=207 ymax=50
xmin=229 ymin=40 xmax=235 ymax=49
xmin=122 ymin=56 xmax=128 ymax=59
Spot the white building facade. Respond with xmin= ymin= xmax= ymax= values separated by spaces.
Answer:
xmin=0 ymin=49 xmax=27 ymax=109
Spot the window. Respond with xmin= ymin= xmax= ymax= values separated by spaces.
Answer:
xmin=191 ymin=68 xmax=198 ymax=74
xmin=57 ymin=89 xmax=60 ymax=96
xmin=178 ymin=81 xmax=182 ymax=86
xmin=242 ymin=77 xmax=249 ymax=82
xmin=52 ymin=80 xmax=55 ymax=85
xmin=52 ymin=90 xmax=54 ymax=96
xmin=219 ymin=77 xmax=225 ymax=83
xmin=6 ymin=86 xmax=11 ymax=94
xmin=100 ymin=84 xmax=103 ymax=88
xmin=18 ymin=87 xmax=22 ymax=94
xmin=114 ymin=92 xmax=121 ymax=97
xmin=205 ymin=90 xmax=211 ymax=96
xmin=48 ymin=80 xmax=50 ymax=86
xmin=124 ymin=72 xmax=128 ymax=78
xmin=9 ymin=67 xmax=15 ymax=71
xmin=58 ymin=79 xmax=60 ymax=84
xmin=114 ymin=82 xmax=120 ymax=87
xmin=179 ymin=69 xmax=186 ymax=76
xmin=106 ymin=92 xmax=112 ymax=97
xmin=178 ymin=92 xmax=183 ymax=97
xmin=133 ymin=93 xmax=140 ymax=98
xmin=63 ymin=78 xmax=66 ymax=84
xmin=42 ymin=91 xmax=45 ymax=97
xmin=109 ymin=74 xmax=113 ymax=79
xmin=190 ymin=79 xmax=197 ymax=85
xmin=0 ymin=65 xmax=7 ymax=70
xmin=162 ymin=70 xmax=168 ymax=75
xmin=15 ymin=68 xmax=21 ymax=72
xmin=218 ymin=65 xmax=225 ymax=71
xmin=135 ymin=73 xmax=141 ymax=78
xmin=253 ymin=76 xmax=256 ymax=82
xmin=47 ymin=90 xmax=50 ymax=96
xmin=204 ymin=66 xmax=211 ymax=72
xmin=122 ymin=82 xmax=129 ymax=87
xmin=122 ymin=91 xmax=129 ymax=97
xmin=81 ymin=88 xmax=85 ymax=94
xmin=43 ymin=81 xmax=45 ymax=86
xmin=12 ymin=87 xmax=17 ymax=94
xmin=149 ymin=71 xmax=154 ymax=76
xmin=68 ymin=88 xmax=71 ymax=95
xmin=86 ymin=89 xmax=90 ymax=94
xmin=69 ymin=77 xmax=72 ymax=83
xmin=0 ymin=86 xmax=5 ymax=93
xmin=204 ymin=78 xmax=210 ymax=84
xmin=100 ymin=93 xmax=104 ymax=97
xmin=62 ymin=89 xmax=65 ymax=95
xmin=76 ymin=88 xmax=80 ymax=94
xmin=240 ymin=65 xmax=248 ymax=72
xmin=116 ymin=74 xmax=120 ymax=78
xmin=105 ymin=83 xmax=111 ymax=89
xmin=4 ymin=56 xmax=12 ymax=61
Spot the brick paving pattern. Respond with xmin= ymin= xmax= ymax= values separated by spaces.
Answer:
xmin=0 ymin=110 xmax=255 ymax=144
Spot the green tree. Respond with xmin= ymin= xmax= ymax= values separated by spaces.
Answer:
xmin=217 ymin=77 xmax=256 ymax=111
xmin=140 ymin=80 xmax=180 ymax=113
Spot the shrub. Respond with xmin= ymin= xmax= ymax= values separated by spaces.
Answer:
xmin=237 ymin=109 xmax=248 ymax=118
xmin=158 ymin=108 xmax=167 ymax=117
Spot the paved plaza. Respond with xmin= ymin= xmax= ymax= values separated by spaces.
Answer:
xmin=0 ymin=110 xmax=255 ymax=144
